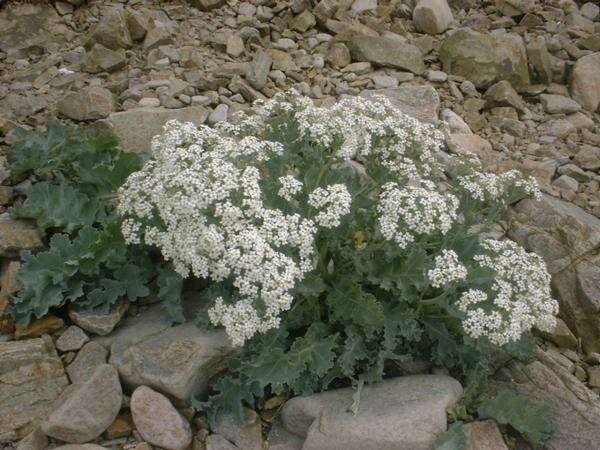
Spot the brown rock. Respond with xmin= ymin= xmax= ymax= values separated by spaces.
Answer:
xmin=0 ymin=218 xmax=43 ymax=257
xmin=347 ymin=35 xmax=425 ymax=74
xmin=66 ymin=341 xmax=108 ymax=384
xmin=464 ymin=420 xmax=508 ymax=450
xmin=327 ymin=43 xmax=351 ymax=69
xmin=130 ymin=386 xmax=192 ymax=450
xmin=57 ymin=87 xmax=114 ymax=121
xmin=15 ymin=315 xmax=64 ymax=339
xmin=88 ymin=8 xmax=132 ymax=50
xmin=571 ymin=52 xmax=600 ymax=112
xmin=41 ymin=364 xmax=122 ymax=443
xmin=105 ymin=414 xmax=134 ymax=439
xmin=0 ymin=336 xmax=68 ymax=441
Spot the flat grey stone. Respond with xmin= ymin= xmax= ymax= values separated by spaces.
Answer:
xmin=68 ymin=300 xmax=129 ymax=336
xmin=56 ymin=326 xmax=89 ymax=352
xmin=280 ymin=375 xmax=463 ymax=450
xmin=104 ymin=106 xmax=209 ymax=153
xmin=358 ymin=84 xmax=440 ymax=123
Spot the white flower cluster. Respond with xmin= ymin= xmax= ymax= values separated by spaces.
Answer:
xmin=118 ymin=120 xmax=320 ymax=346
xmin=457 ymin=170 xmax=541 ymax=203
xmin=457 ymin=239 xmax=558 ymax=346
xmin=377 ymin=181 xmax=459 ymax=248
xmin=308 ymin=184 xmax=352 ymax=228
xmin=278 ymin=175 xmax=303 ymax=201
xmin=222 ymin=91 xmax=445 ymax=181
xmin=428 ymin=250 xmax=468 ymax=288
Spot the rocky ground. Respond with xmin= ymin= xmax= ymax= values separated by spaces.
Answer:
xmin=1 ymin=0 xmax=600 ymax=449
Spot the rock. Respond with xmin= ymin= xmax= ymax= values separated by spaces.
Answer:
xmin=540 ymin=94 xmax=581 ymax=114
xmin=208 ymin=104 xmax=229 ymax=125
xmin=370 ymin=72 xmax=399 ymax=89
xmin=581 ymin=2 xmax=600 ymax=21
xmin=214 ymin=410 xmax=263 ymax=450
xmin=542 ymin=317 xmax=578 ymax=350
xmin=464 ymin=421 xmax=508 ymax=450
xmin=88 ymin=8 xmax=132 ymax=50
xmin=280 ymin=375 xmax=462 ymax=450
xmin=351 ymin=0 xmax=377 ymax=14
xmin=538 ymin=119 xmax=576 ymax=138
xmin=0 ymin=218 xmax=43 ymax=257
xmin=496 ymin=346 xmax=600 ymax=450
xmin=574 ymin=145 xmax=600 ymax=171
xmin=567 ymin=112 xmax=595 ymax=131
xmin=359 ymin=84 xmax=440 ymax=123
xmin=484 ymin=80 xmax=526 ymax=111
xmin=0 ymin=336 xmax=68 ymax=442
xmin=14 ymin=315 xmax=64 ymax=339
xmin=588 ymin=367 xmax=600 ymax=388
xmin=570 ymin=52 xmax=600 ymax=112
xmin=267 ymin=420 xmax=304 ymax=450
xmin=81 ymin=44 xmax=126 ymax=73
xmin=105 ymin=413 xmax=134 ymax=439
xmin=143 ymin=26 xmax=173 ymax=51
xmin=190 ymin=0 xmax=226 ymax=11
xmin=441 ymin=109 xmax=471 ymax=134
xmin=347 ymin=35 xmax=425 ymax=74
xmin=508 ymin=195 xmax=600 ymax=352
xmin=412 ymin=0 xmax=453 ymax=35
xmin=290 ymin=10 xmax=316 ymax=33
xmin=427 ymin=70 xmax=448 ymax=83
xmin=439 ymin=29 xmax=530 ymax=89
xmin=130 ymin=386 xmax=192 ymax=450
xmin=527 ymin=36 xmax=553 ymax=84
xmin=0 ymin=261 xmax=21 ymax=330
xmin=553 ymin=175 xmax=579 ymax=193
xmin=54 ymin=445 xmax=108 ymax=450
xmin=66 ymin=342 xmax=108 ymax=384
xmin=105 ymin=106 xmax=209 ymax=153
xmin=57 ymin=87 xmax=114 ymax=121
xmin=116 ymin=320 xmax=232 ymax=402
xmin=205 ymin=435 xmax=237 ymax=450
xmin=495 ymin=0 xmax=535 ymax=17
xmin=16 ymin=428 xmax=48 ymax=450
xmin=226 ymin=34 xmax=244 ymax=57
xmin=246 ymin=50 xmax=272 ymax=90
xmin=124 ymin=10 xmax=149 ymax=41
xmin=68 ymin=300 xmax=129 ymax=336
xmin=41 ymin=364 xmax=122 ymax=443
xmin=327 ymin=43 xmax=351 ymax=69
xmin=446 ymin=133 xmax=498 ymax=167
xmin=56 ymin=326 xmax=89 ymax=352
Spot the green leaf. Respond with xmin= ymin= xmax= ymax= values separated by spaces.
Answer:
xmin=289 ymin=323 xmax=338 ymax=377
xmin=12 ymin=182 xmax=98 ymax=232
xmin=157 ymin=265 xmax=185 ymax=323
xmin=478 ymin=390 xmax=553 ymax=447
xmin=339 ymin=327 xmax=368 ymax=377
xmin=196 ymin=376 xmax=260 ymax=427
xmin=327 ymin=283 xmax=385 ymax=335
xmin=434 ymin=422 xmax=468 ymax=450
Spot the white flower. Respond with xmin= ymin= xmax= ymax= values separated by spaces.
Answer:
xmin=456 ymin=239 xmax=558 ymax=346
xmin=308 ymin=184 xmax=352 ymax=228
xmin=428 ymin=250 xmax=468 ymax=288
xmin=457 ymin=170 xmax=541 ymax=203
xmin=278 ymin=175 xmax=303 ymax=201
xmin=377 ymin=182 xmax=459 ymax=248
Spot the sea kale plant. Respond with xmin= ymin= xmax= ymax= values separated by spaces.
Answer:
xmin=117 ymin=92 xmax=558 ymax=422
xmin=7 ymin=122 xmax=185 ymax=324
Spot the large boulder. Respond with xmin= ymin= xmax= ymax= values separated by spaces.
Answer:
xmin=41 ymin=364 xmax=122 ymax=443
xmin=412 ymin=0 xmax=453 ymax=35
xmin=104 ymin=106 xmax=209 ymax=153
xmin=280 ymin=375 xmax=462 ymax=450
xmin=347 ymin=35 xmax=425 ymax=74
xmin=439 ymin=29 xmax=530 ymax=89
xmin=0 ymin=337 xmax=68 ymax=442
xmin=570 ymin=52 xmax=600 ymax=112
xmin=86 ymin=8 xmax=132 ymax=50
xmin=95 ymin=303 xmax=232 ymax=402
xmin=508 ymin=195 xmax=600 ymax=352
xmin=359 ymin=84 xmax=440 ymax=123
